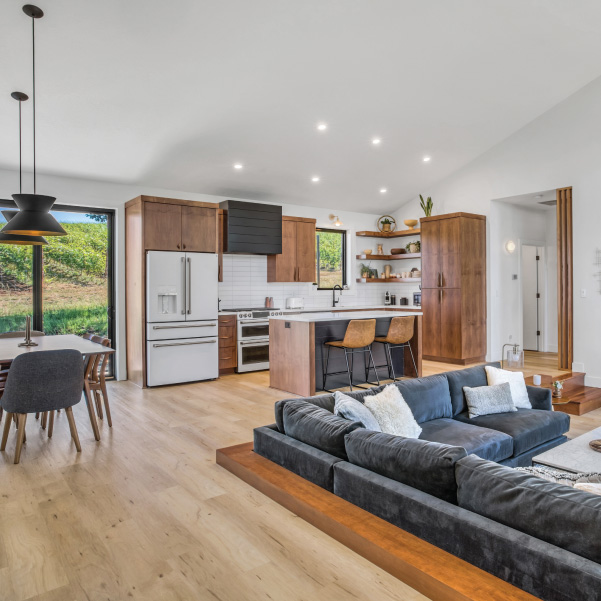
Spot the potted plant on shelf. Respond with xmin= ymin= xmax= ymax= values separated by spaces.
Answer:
xmin=420 ymin=194 xmax=433 ymax=217
xmin=380 ymin=217 xmax=392 ymax=232
xmin=553 ymin=380 xmax=564 ymax=399
xmin=360 ymin=263 xmax=372 ymax=279
xmin=406 ymin=240 xmax=421 ymax=254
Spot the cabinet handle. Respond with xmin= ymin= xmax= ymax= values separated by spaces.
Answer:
xmin=183 ymin=244 xmax=186 ymax=249
xmin=439 ymin=289 xmax=443 ymax=303
xmin=177 ymin=244 xmax=180 ymax=249
xmin=439 ymin=272 xmax=443 ymax=287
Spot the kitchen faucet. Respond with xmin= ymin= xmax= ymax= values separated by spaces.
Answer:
xmin=332 ymin=284 xmax=343 ymax=307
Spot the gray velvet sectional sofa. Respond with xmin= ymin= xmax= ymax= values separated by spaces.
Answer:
xmin=253 ymin=363 xmax=601 ymax=601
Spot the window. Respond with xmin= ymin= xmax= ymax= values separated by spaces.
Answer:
xmin=0 ymin=201 xmax=115 ymax=374
xmin=315 ymin=228 xmax=346 ymax=289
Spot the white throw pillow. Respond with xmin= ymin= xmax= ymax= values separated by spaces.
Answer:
xmin=334 ymin=391 xmax=381 ymax=432
xmin=485 ymin=365 xmax=531 ymax=409
xmin=364 ymin=385 xmax=422 ymax=438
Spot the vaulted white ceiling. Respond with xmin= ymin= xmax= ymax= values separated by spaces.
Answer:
xmin=2 ymin=0 xmax=601 ymax=213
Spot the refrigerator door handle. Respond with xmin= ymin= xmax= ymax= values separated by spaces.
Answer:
xmin=181 ymin=257 xmax=186 ymax=315
xmin=153 ymin=323 xmax=216 ymax=330
xmin=187 ymin=257 xmax=192 ymax=314
xmin=153 ymin=340 xmax=217 ymax=348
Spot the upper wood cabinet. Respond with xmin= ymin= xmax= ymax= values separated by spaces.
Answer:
xmin=139 ymin=197 xmax=218 ymax=252
xmin=421 ymin=213 xmax=486 ymax=365
xmin=267 ymin=216 xmax=316 ymax=282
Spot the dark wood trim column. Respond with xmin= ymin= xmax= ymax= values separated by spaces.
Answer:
xmin=556 ymin=187 xmax=573 ymax=371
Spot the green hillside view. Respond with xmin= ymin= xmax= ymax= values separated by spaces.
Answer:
xmin=0 ymin=220 xmax=109 ymax=336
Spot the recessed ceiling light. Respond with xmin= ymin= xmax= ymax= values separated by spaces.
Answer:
xmin=423 ymin=156 xmax=431 ymax=162
xmin=311 ymin=176 xmax=320 ymax=183
xmin=233 ymin=163 xmax=243 ymax=170
xmin=316 ymin=122 xmax=328 ymax=131
xmin=380 ymin=188 xmax=387 ymax=194
xmin=534 ymin=194 xmax=543 ymax=198
xmin=372 ymin=138 xmax=382 ymax=145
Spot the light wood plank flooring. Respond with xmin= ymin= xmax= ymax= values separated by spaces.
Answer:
xmin=0 ymin=364 xmax=599 ymax=600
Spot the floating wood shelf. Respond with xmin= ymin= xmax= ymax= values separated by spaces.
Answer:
xmin=356 ymin=277 xmax=421 ymax=284
xmin=356 ymin=229 xmax=420 ymax=238
xmin=356 ymin=253 xmax=421 ymax=261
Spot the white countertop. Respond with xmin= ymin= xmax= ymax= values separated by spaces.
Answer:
xmin=219 ymin=304 xmax=421 ymax=315
xmin=269 ymin=310 xmax=422 ymax=322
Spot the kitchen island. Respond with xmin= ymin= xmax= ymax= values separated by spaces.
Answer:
xmin=269 ymin=311 xmax=423 ymax=397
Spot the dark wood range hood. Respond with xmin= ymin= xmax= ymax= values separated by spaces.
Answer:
xmin=219 ymin=200 xmax=282 ymax=255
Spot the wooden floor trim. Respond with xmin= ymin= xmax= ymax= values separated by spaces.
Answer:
xmin=217 ymin=442 xmax=537 ymax=601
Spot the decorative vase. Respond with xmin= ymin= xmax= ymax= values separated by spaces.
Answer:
xmin=384 ymin=264 xmax=392 ymax=278
xmin=408 ymin=243 xmax=418 ymax=253
xmin=382 ymin=223 xmax=391 ymax=232
xmin=377 ymin=244 xmax=384 ymax=255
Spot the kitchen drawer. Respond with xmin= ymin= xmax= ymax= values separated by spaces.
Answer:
xmin=218 ymin=315 xmax=236 ymax=325
xmin=219 ymin=346 xmax=237 ymax=369
xmin=218 ymin=325 xmax=236 ymax=347
xmin=147 ymin=320 xmax=218 ymax=341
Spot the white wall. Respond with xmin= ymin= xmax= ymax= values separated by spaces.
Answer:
xmin=394 ymin=74 xmax=601 ymax=386
xmin=0 ymin=169 xmax=418 ymax=378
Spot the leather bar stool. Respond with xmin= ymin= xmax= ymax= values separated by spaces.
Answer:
xmin=322 ymin=319 xmax=379 ymax=391
xmin=373 ymin=316 xmax=417 ymax=381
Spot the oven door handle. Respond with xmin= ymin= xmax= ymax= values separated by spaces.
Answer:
xmin=239 ymin=340 xmax=270 ymax=347
xmin=239 ymin=320 xmax=270 ymax=325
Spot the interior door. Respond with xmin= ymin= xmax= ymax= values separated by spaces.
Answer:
xmin=186 ymin=252 xmax=219 ymax=321
xmin=182 ymin=206 xmax=217 ymax=252
xmin=146 ymin=251 xmax=185 ymax=322
xmin=522 ymin=245 xmax=540 ymax=351
xmin=296 ymin=221 xmax=316 ymax=282
xmin=144 ymin=203 xmax=182 ymax=251
xmin=421 ymin=220 xmax=440 ymax=289
xmin=422 ymin=288 xmax=441 ymax=357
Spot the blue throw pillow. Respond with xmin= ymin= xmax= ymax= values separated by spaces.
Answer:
xmin=334 ymin=391 xmax=381 ymax=432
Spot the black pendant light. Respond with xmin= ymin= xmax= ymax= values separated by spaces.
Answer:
xmin=1 ymin=5 xmax=66 ymax=238
xmin=0 ymin=91 xmax=48 ymax=246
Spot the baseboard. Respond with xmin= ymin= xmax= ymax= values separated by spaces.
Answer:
xmin=217 ymin=443 xmax=537 ymax=601
xmin=585 ymin=375 xmax=601 ymax=389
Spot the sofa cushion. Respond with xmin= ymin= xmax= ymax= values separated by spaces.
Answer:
xmin=282 ymin=400 xmax=362 ymax=460
xmin=455 ymin=408 xmax=570 ymax=456
xmin=334 ymin=391 xmax=381 ymax=432
xmin=456 ymin=454 xmax=601 ymax=564
xmin=419 ymin=417 xmax=513 ymax=462
xmin=274 ymin=387 xmax=381 ymax=432
xmin=344 ymin=428 xmax=467 ymax=503
xmin=485 ymin=365 xmax=531 ymax=409
xmin=446 ymin=363 xmax=500 ymax=416
xmin=364 ymin=385 xmax=422 ymax=438
xmin=463 ymin=382 xmax=516 ymax=419
xmin=394 ymin=374 xmax=452 ymax=423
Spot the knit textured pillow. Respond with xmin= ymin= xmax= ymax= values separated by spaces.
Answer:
xmin=364 ymin=385 xmax=421 ymax=438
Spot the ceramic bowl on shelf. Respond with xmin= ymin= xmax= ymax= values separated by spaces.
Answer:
xmin=404 ymin=219 xmax=418 ymax=230
xmin=390 ymin=248 xmax=406 ymax=255
xmin=363 ymin=249 xmax=373 ymax=255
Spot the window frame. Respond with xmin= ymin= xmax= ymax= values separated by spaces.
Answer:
xmin=0 ymin=199 xmax=116 ymax=375
xmin=315 ymin=227 xmax=347 ymax=290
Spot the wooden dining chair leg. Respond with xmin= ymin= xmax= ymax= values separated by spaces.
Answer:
xmin=94 ymin=391 xmax=104 ymax=420
xmin=101 ymin=380 xmax=112 ymax=427
xmin=41 ymin=411 xmax=48 ymax=430
xmin=48 ymin=411 xmax=55 ymax=438
xmin=14 ymin=414 xmax=27 ymax=464
xmin=83 ymin=383 xmax=100 ymax=441
xmin=1 ymin=412 xmax=13 ymax=451
xmin=65 ymin=407 xmax=81 ymax=452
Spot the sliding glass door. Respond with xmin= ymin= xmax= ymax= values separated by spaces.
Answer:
xmin=0 ymin=201 xmax=115 ymax=369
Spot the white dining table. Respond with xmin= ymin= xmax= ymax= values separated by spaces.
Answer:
xmin=0 ymin=334 xmax=115 ymax=441
xmin=0 ymin=334 xmax=114 ymax=363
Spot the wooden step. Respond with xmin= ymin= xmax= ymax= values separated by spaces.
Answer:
xmin=524 ymin=373 xmax=601 ymax=416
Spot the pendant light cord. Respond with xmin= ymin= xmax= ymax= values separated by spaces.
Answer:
xmin=32 ymin=14 xmax=36 ymax=194
xmin=18 ymin=100 xmax=22 ymax=194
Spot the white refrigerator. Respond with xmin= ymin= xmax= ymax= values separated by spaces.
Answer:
xmin=146 ymin=251 xmax=219 ymax=386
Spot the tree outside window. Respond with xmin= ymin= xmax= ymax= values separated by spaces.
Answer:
xmin=316 ymin=228 xmax=346 ymax=289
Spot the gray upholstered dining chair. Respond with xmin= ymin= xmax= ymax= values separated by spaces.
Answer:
xmin=0 ymin=349 xmax=84 ymax=464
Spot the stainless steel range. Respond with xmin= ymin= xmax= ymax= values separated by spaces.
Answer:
xmin=221 ymin=308 xmax=283 ymax=372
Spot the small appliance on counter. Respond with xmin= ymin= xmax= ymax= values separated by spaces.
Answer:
xmin=413 ymin=292 xmax=421 ymax=307
xmin=286 ymin=297 xmax=304 ymax=310
xmin=384 ymin=291 xmax=391 ymax=306
xmin=390 ymin=294 xmax=396 ymax=305
xmin=400 ymin=297 xmax=409 ymax=306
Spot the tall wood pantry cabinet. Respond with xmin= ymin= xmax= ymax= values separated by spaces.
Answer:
xmin=421 ymin=212 xmax=486 ymax=364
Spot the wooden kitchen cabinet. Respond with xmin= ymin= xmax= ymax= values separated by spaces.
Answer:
xmin=421 ymin=213 xmax=486 ymax=364
xmin=218 ymin=315 xmax=237 ymax=373
xmin=141 ymin=197 xmax=218 ymax=253
xmin=267 ymin=216 xmax=316 ymax=282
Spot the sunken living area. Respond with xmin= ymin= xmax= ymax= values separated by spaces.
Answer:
xmin=2 ymin=2 xmax=601 ymax=601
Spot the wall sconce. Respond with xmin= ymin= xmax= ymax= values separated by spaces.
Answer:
xmin=505 ymin=240 xmax=516 ymax=254
xmin=328 ymin=214 xmax=343 ymax=227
